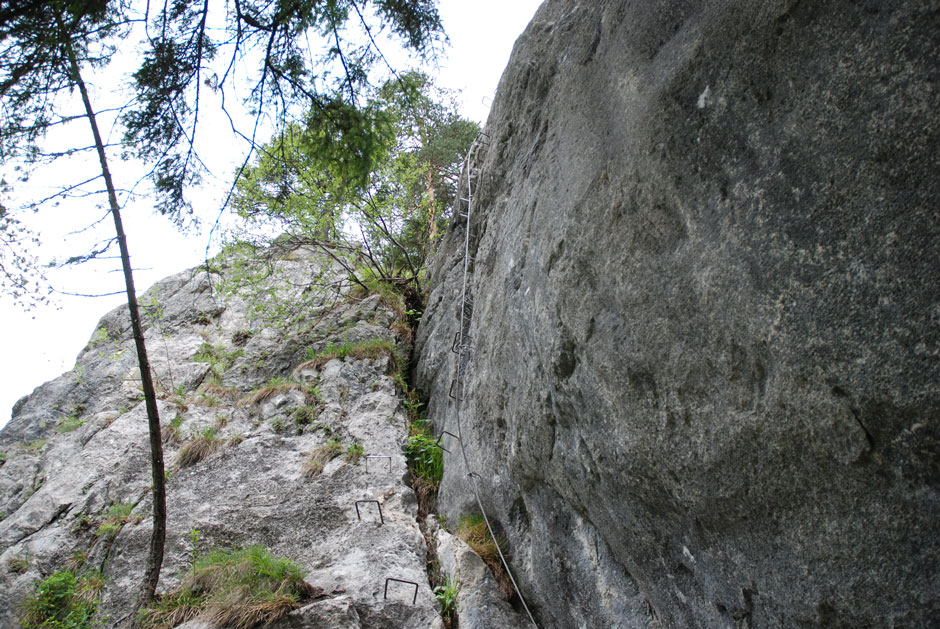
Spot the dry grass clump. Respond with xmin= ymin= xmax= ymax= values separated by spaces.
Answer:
xmin=139 ymin=545 xmax=315 ymax=629
xmin=176 ymin=427 xmax=223 ymax=467
xmin=390 ymin=320 xmax=414 ymax=345
xmin=302 ymin=439 xmax=343 ymax=477
xmin=456 ymin=514 xmax=515 ymax=598
xmin=203 ymin=381 xmax=239 ymax=399
xmin=163 ymin=413 xmax=187 ymax=446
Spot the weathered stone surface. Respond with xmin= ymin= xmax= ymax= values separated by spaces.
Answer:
xmin=434 ymin=523 xmax=527 ymax=628
xmin=416 ymin=1 xmax=940 ymax=627
xmin=0 ymin=246 xmax=490 ymax=628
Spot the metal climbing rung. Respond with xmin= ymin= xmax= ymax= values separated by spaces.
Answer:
xmin=449 ymin=379 xmax=465 ymax=401
xmin=436 ymin=430 xmax=460 ymax=454
xmin=354 ymin=500 xmax=384 ymax=524
xmin=384 ymin=578 xmax=419 ymax=605
xmin=451 ymin=332 xmax=473 ymax=355
xmin=365 ymin=455 xmax=392 ymax=473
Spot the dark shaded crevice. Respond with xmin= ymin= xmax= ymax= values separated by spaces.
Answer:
xmin=397 ymin=298 xmax=455 ymax=627
xmin=850 ymin=407 xmax=877 ymax=453
xmin=831 ymin=384 xmax=880 ymax=459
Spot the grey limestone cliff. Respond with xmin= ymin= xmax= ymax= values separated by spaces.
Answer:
xmin=0 ymin=245 xmax=518 ymax=627
xmin=416 ymin=1 xmax=939 ymax=627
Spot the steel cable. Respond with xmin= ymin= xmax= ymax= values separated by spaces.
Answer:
xmin=448 ymin=136 xmax=539 ymax=628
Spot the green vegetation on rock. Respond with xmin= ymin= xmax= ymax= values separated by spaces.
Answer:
xmin=138 ymin=545 xmax=313 ymax=629
xmin=20 ymin=570 xmax=102 ymax=629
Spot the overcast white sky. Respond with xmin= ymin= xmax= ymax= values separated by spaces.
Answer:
xmin=0 ymin=0 xmax=544 ymax=428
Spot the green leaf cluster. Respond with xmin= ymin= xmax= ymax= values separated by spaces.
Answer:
xmin=405 ymin=422 xmax=443 ymax=488
xmin=230 ymin=71 xmax=480 ymax=301
xmin=434 ymin=575 xmax=459 ymax=617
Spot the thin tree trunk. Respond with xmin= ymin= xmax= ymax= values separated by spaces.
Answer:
xmin=425 ymin=168 xmax=438 ymax=242
xmin=63 ymin=33 xmax=167 ymax=607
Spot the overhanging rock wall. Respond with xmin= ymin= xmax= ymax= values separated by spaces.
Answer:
xmin=415 ymin=1 xmax=939 ymax=626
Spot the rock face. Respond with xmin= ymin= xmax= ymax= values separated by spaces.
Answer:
xmin=416 ymin=1 xmax=939 ymax=627
xmin=0 ymin=246 xmax=507 ymax=628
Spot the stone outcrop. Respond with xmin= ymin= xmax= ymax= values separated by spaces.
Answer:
xmin=0 ymin=245 xmax=512 ymax=627
xmin=416 ymin=1 xmax=939 ymax=627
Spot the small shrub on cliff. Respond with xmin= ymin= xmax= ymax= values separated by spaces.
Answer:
xmin=96 ymin=502 xmax=140 ymax=538
xmin=138 ymin=545 xmax=314 ymax=629
xmin=405 ymin=422 xmax=443 ymax=514
xmin=405 ymin=425 xmax=443 ymax=486
xmin=290 ymin=403 xmax=322 ymax=428
xmin=20 ymin=569 xmax=101 ymax=629
xmin=345 ymin=442 xmax=364 ymax=464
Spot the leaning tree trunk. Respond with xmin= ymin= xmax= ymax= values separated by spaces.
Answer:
xmin=63 ymin=33 xmax=167 ymax=607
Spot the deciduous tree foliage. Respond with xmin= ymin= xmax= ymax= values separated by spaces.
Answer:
xmin=0 ymin=0 xmax=446 ymax=610
xmin=230 ymin=71 xmax=478 ymax=304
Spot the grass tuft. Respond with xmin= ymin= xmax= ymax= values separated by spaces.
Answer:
xmin=8 ymin=556 xmax=29 ymax=573
xmin=139 ymin=545 xmax=314 ymax=629
xmin=55 ymin=415 xmax=86 ymax=434
xmin=344 ymin=442 xmax=364 ymax=464
xmin=295 ymin=338 xmax=403 ymax=376
xmin=241 ymin=377 xmax=307 ymax=406
xmin=434 ymin=575 xmax=459 ymax=625
xmin=302 ymin=439 xmax=343 ymax=477
xmin=349 ymin=279 xmax=407 ymax=318
xmin=177 ymin=427 xmax=223 ymax=467
xmin=96 ymin=502 xmax=139 ymax=537
xmin=456 ymin=514 xmax=514 ymax=598
xmin=193 ymin=343 xmax=244 ymax=384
